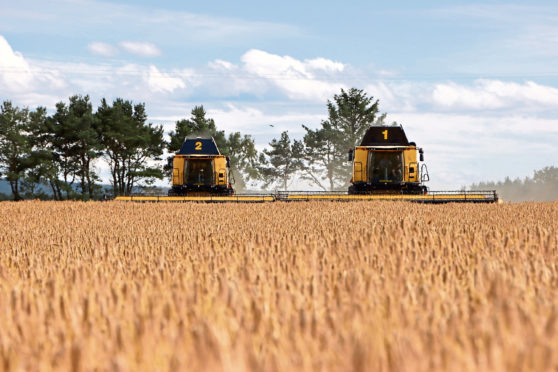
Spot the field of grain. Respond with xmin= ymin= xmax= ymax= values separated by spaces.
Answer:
xmin=0 ymin=201 xmax=557 ymax=372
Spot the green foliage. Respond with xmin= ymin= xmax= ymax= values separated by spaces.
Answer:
xmin=96 ymin=98 xmax=165 ymax=196
xmin=43 ymin=95 xmax=102 ymax=200
xmin=301 ymin=123 xmax=346 ymax=191
xmin=0 ymin=101 xmax=32 ymax=200
xmin=533 ymin=166 xmax=558 ymax=185
xmin=48 ymin=100 xmax=79 ymax=198
xmin=259 ymin=131 xmax=304 ymax=190
xmin=326 ymin=88 xmax=384 ymax=150
xmin=26 ymin=106 xmax=65 ymax=200
xmin=221 ymin=132 xmax=260 ymax=191
xmin=68 ymin=95 xmax=103 ymax=199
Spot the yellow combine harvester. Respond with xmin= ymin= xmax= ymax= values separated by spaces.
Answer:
xmin=167 ymin=136 xmax=233 ymax=196
xmin=115 ymin=127 xmax=498 ymax=203
xmin=116 ymin=136 xmax=275 ymax=203
xmin=281 ymin=125 xmax=498 ymax=203
xmin=348 ymin=125 xmax=428 ymax=194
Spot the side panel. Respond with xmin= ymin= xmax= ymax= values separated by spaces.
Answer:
xmin=172 ymin=156 xmax=185 ymax=186
xmin=403 ymin=148 xmax=418 ymax=182
xmin=352 ymin=148 xmax=368 ymax=182
xmin=214 ymin=156 xmax=228 ymax=186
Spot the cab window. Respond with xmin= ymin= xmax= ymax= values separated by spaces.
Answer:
xmin=184 ymin=159 xmax=213 ymax=185
xmin=368 ymin=151 xmax=403 ymax=183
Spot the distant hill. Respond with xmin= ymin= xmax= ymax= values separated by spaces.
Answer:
xmin=0 ymin=178 xmax=51 ymax=199
xmin=0 ymin=178 xmax=169 ymax=200
xmin=0 ymin=179 xmax=11 ymax=195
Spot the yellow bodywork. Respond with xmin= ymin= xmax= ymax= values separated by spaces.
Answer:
xmin=114 ymin=193 xmax=495 ymax=203
xmin=282 ymin=194 xmax=492 ymax=202
xmin=172 ymin=155 xmax=228 ymax=187
xmin=115 ymin=195 xmax=275 ymax=202
xmin=352 ymin=146 xmax=419 ymax=183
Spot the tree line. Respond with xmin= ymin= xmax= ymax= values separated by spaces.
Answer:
xmin=470 ymin=167 xmax=558 ymax=202
xmin=1 ymin=88 xmax=387 ymax=200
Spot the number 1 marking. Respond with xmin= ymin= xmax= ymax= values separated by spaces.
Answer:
xmin=195 ymin=141 xmax=202 ymax=150
xmin=382 ymin=129 xmax=388 ymax=140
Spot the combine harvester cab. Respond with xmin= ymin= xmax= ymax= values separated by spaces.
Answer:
xmin=168 ymin=136 xmax=233 ymax=196
xmin=348 ymin=125 xmax=428 ymax=195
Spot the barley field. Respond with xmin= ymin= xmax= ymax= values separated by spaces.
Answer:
xmin=0 ymin=201 xmax=557 ymax=372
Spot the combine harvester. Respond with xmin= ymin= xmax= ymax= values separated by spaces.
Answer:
xmin=115 ymin=126 xmax=498 ymax=204
xmin=116 ymin=136 xmax=275 ymax=203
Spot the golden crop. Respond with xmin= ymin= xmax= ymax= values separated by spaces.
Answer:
xmin=1 ymin=201 xmax=557 ymax=372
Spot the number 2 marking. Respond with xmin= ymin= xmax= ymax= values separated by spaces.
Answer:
xmin=195 ymin=141 xmax=202 ymax=150
xmin=382 ymin=129 xmax=388 ymax=140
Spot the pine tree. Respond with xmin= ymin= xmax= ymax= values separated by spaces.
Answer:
xmin=0 ymin=101 xmax=32 ymax=200
xmin=96 ymin=98 xmax=165 ymax=196
xmin=259 ymin=131 xmax=304 ymax=190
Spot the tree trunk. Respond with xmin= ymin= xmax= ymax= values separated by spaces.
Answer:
xmin=79 ymin=153 xmax=86 ymax=199
xmin=9 ymin=180 xmax=22 ymax=201
xmin=49 ymin=181 xmax=58 ymax=200
xmin=328 ymin=166 xmax=335 ymax=192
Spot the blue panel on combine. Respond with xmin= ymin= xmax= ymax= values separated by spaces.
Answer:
xmin=177 ymin=137 xmax=220 ymax=155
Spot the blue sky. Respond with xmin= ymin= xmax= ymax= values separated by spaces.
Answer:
xmin=1 ymin=0 xmax=558 ymax=189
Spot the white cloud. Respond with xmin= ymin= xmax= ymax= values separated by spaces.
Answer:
xmin=432 ymin=80 xmax=558 ymax=110
xmin=88 ymin=42 xmax=118 ymax=57
xmin=0 ymin=35 xmax=67 ymax=99
xmin=305 ymin=57 xmax=344 ymax=73
xmin=240 ymin=49 xmax=347 ymax=101
xmin=365 ymin=81 xmax=424 ymax=112
xmin=119 ymin=41 xmax=161 ymax=57
xmin=208 ymin=59 xmax=236 ymax=71
xmin=0 ymin=35 xmax=34 ymax=91
xmin=145 ymin=65 xmax=186 ymax=93
xmin=204 ymin=59 xmax=268 ymax=97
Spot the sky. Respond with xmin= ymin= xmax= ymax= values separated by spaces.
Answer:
xmin=1 ymin=0 xmax=558 ymax=189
